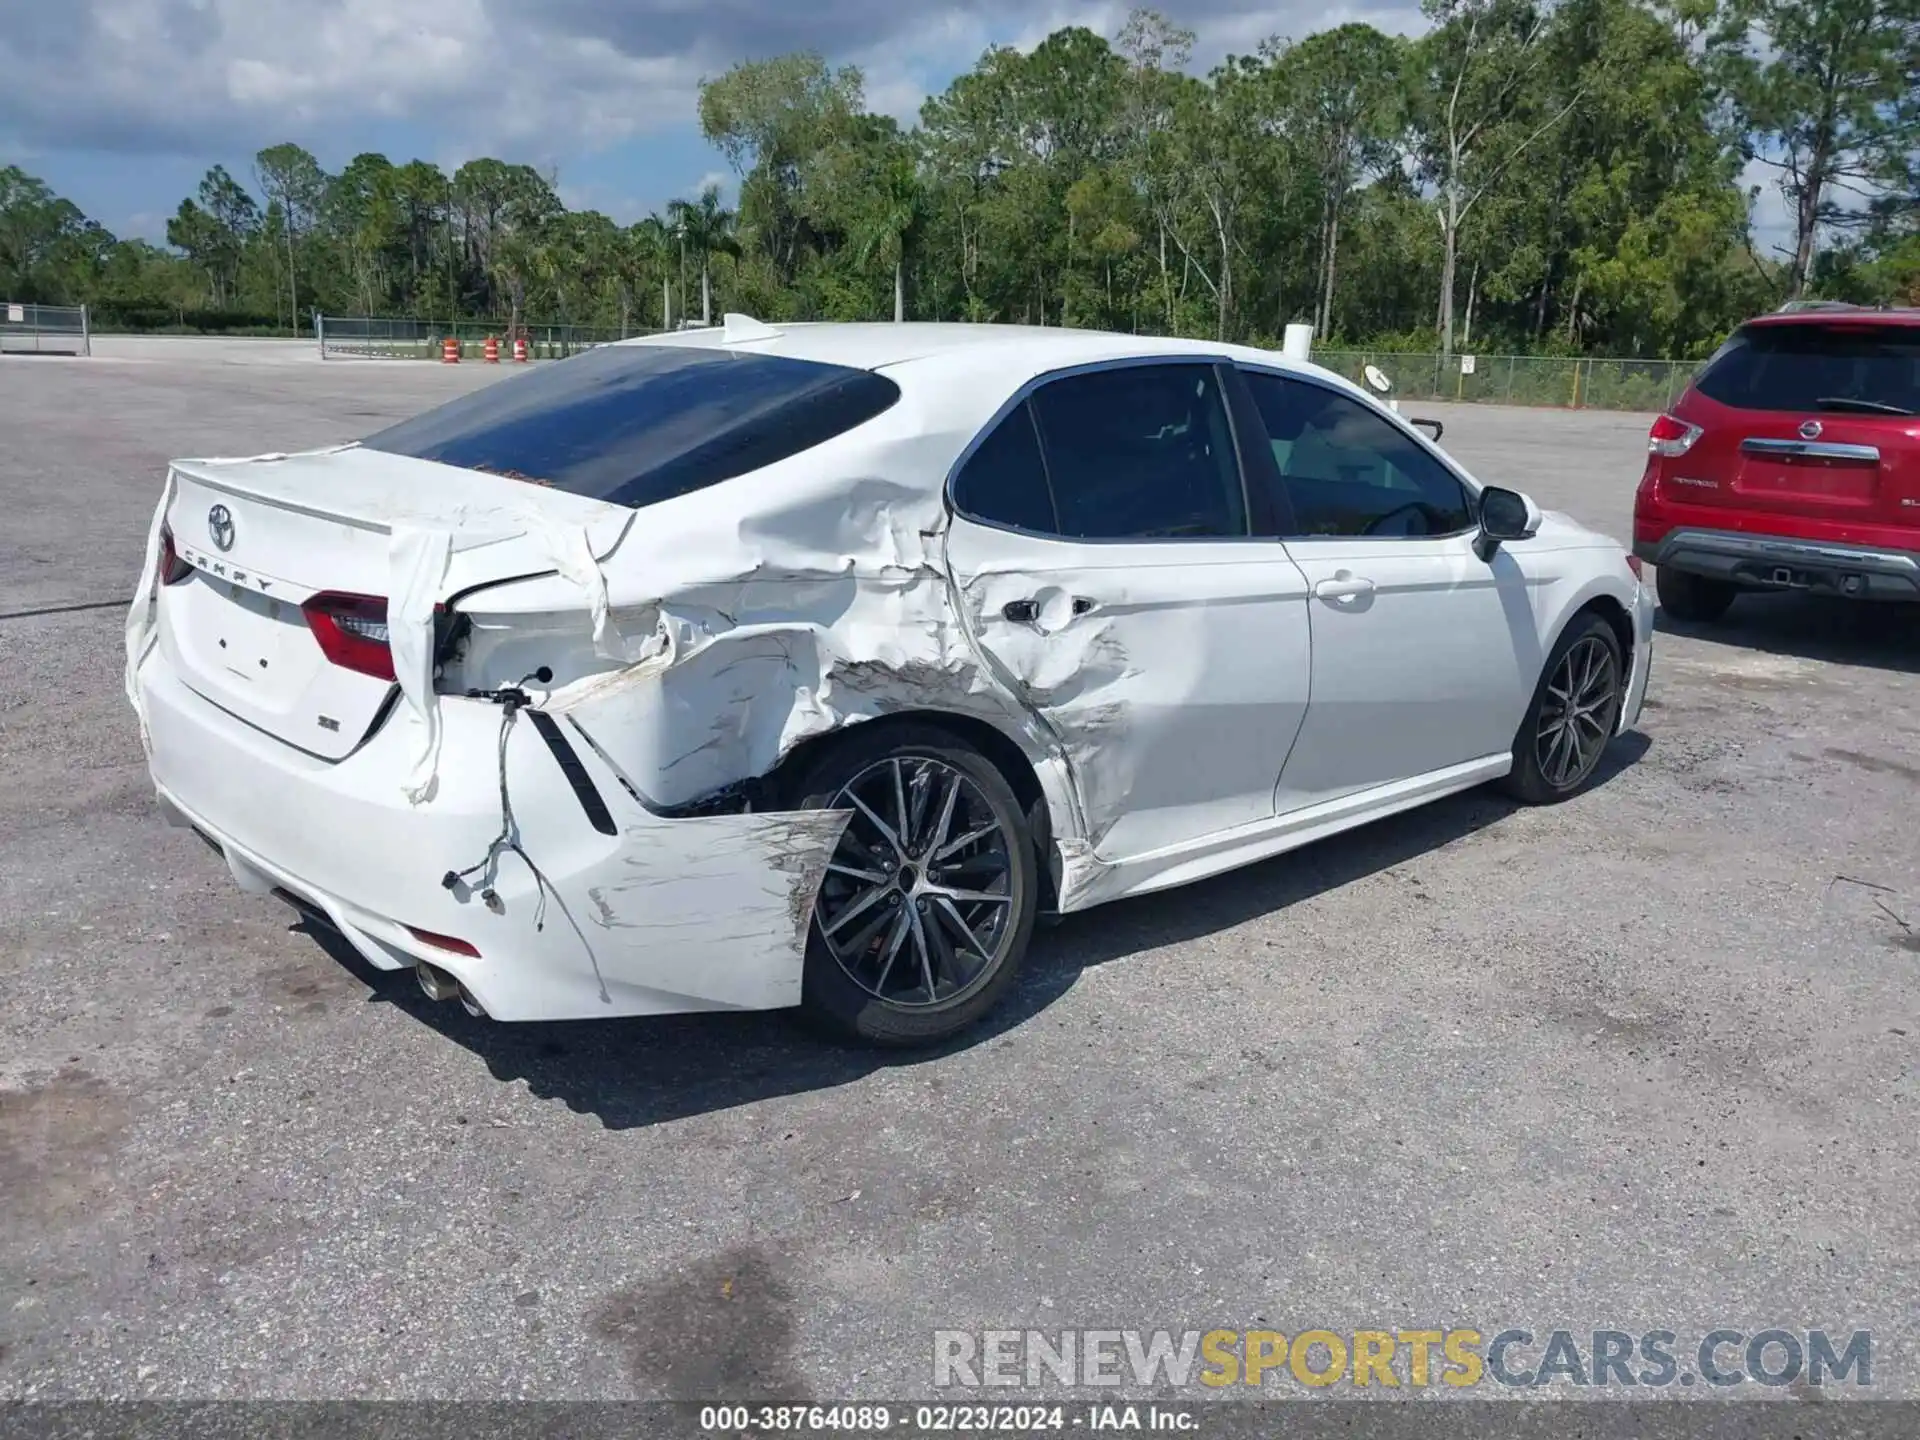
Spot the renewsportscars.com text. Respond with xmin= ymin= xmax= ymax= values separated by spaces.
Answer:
xmin=932 ymin=1327 xmax=1873 ymax=1391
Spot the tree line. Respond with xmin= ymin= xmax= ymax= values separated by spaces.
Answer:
xmin=3 ymin=0 xmax=1915 ymax=359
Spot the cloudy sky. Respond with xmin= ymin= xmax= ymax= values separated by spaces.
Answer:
xmin=2 ymin=0 xmax=1429 ymax=240
xmin=4 ymin=0 xmax=1793 ymax=254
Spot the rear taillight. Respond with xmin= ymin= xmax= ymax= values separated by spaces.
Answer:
xmin=1647 ymin=413 xmax=1703 ymax=457
xmin=158 ymin=524 xmax=193 ymax=585
xmin=302 ymin=591 xmax=396 ymax=682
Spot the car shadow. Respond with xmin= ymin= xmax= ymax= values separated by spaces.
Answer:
xmin=1655 ymin=592 xmax=1920 ymax=675
xmin=298 ymin=733 xmax=1651 ymax=1131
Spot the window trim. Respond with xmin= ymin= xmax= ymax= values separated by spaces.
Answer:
xmin=944 ymin=354 xmax=1268 ymax=545
xmin=1233 ymin=362 xmax=1484 ymax=544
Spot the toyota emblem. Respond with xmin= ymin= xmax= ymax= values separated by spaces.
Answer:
xmin=208 ymin=504 xmax=235 ymax=552
xmin=1799 ymin=419 xmax=1823 ymax=440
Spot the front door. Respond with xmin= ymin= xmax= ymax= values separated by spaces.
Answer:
xmin=943 ymin=360 xmax=1314 ymax=861
xmin=1235 ymin=366 xmax=1536 ymax=811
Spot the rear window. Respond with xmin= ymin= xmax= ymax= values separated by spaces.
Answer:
xmin=360 ymin=343 xmax=902 ymax=507
xmin=1693 ymin=324 xmax=1920 ymax=415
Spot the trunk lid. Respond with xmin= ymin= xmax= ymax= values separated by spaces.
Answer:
xmin=158 ymin=445 xmax=633 ymax=759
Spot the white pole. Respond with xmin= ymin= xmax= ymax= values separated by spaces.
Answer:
xmin=1282 ymin=323 xmax=1314 ymax=361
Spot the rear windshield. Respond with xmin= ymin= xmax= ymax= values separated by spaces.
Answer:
xmin=360 ymin=343 xmax=902 ymax=507
xmin=1693 ymin=323 xmax=1920 ymax=415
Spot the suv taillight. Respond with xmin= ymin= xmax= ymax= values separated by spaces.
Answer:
xmin=302 ymin=592 xmax=396 ymax=682
xmin=158 ymin=524 xmax=193 ymax=585
xmin=1647 ymin=413 xmax=1703 ymax=457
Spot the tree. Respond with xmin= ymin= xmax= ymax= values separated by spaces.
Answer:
xmin=253 ymin=144 xmax=327 ymax=334
xmin=700 ymin=53 xmax=866 ymax=284
xmin=1116 ymin=9 xmax=1199 ymax=333
xmin=330 ymin=152 xmax=399 ymax=314
xmin=1719 ymin=0 xmax=1920 ymax=296
xmin=1271 ymin=26 xmax=1408 ymax=338
xmin=1415 ymin=0 xmax=1587 ymax=356
xmin=811 ymin=132 xmax=926 ymax=321
xmin=666 ymin=185 xmax=741 ymax=325
xmin=5 ymin=12 xmax=1791 ymax=361
xmin=1 ymin=166 xmax=112 ymax=302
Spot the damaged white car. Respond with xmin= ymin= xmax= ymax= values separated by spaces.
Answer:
xmin=125 ymin=318 xmax=1652 ymax=1045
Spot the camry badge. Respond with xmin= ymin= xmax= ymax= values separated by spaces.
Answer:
xmin=208 ymin=504 xmax=235 ymax=552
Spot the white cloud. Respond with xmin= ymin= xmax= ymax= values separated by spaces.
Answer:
xmin=0 ymin=0 xmax=699 ymax=159
xmin=0 ymin=0 xmax=1433 ymax=167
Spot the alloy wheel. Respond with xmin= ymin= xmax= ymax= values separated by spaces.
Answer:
xmin=1535 ymin=635 xmax=1620 ymax=791
xmin=814 ymin=756 xmax=1019 ymax=1009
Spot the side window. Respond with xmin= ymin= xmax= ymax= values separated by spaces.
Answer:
xmin=1239 ymin=370 xmax=1473 ymax=538
xmin=952 ymin=402 xmax=1057 ymax=533
xmin=1029 ymin=364 xmax=1248 ymax=540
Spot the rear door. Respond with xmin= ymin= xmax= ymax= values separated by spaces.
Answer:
xmin=942 ymin=359 xmax=1314 ymax=862
xmin=1675 ymin=321 xmax=1920 ymax=531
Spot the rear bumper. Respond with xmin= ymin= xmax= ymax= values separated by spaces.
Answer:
xmin=137 ymin=649 xmax=848 ymax=1022
xmin=1635 ymin=528 xmax=1920 ymax=601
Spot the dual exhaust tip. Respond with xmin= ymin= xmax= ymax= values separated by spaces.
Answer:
xmin=415 ymin=959 xmax=487 ymax=1018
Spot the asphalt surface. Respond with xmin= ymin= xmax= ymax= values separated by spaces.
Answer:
xmin=3 ymin=338 xmax=1918 ymax=1402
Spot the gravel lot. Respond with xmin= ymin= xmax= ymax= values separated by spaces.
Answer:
xmin=3 ymin=338 xmax=1918 ymax=1402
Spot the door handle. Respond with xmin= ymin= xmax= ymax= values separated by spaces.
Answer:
xmin=1313 ymin=575 xmax=1375 ymax=602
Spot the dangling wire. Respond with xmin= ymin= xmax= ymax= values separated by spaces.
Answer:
xmin=440 ymin=670 xmax=611 ymax=1004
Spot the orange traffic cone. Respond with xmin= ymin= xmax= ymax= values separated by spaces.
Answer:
xmin=441 ymin=335 xmax=460 ymax=364
xmin=513 ymin=336 xmax=529 ymax=364
xmin=483 ymin=335 xmax=500 ymax=364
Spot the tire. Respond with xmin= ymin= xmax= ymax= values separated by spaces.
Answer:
xmin=1655 ymin=566 xmax=1737 ymax=623
xmin=1498 ymin=613 xmax=1625 ymax=806
xmin=786 ymin=722 xmax=1039 ymax=1047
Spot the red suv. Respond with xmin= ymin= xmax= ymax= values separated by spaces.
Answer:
xmin=1633 ymin=305 xmax=1920 ymax=621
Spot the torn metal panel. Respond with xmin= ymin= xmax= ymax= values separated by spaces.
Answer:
xmin=123 ymin=466 xmax=177 ymax=751
xmin=577 ymin=808 xmax=853 ymax=1011
xmin=388 ymin=525 xmax=453 ymax=804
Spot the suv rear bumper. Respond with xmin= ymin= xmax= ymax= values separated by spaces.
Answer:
xmin=1634 ymin=528 xmax=1920 ymax=601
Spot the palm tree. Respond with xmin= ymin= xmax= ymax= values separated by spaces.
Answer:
xmin=851 ymin=152 xmax=924 ymax=322
xmin=631 ymin=214 xmax=673 ymax=329
xmin=666 ymin=185 xmax=741 ymax=326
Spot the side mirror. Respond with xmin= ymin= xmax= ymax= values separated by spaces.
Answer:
xmin=1474 ymin=485 xmax=1541 ymax=562
xmin=1410 ymin=417 xmax=1445 ymax=442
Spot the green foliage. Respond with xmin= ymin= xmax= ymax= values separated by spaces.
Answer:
xmin=4 ymin=0 xmax=1916 ymax=354
xmin=1717 ymin=0 xmax=1920 ymax=296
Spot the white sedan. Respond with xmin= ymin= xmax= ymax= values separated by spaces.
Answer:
xmin=125 ymin=319 xmax=1653 ymax=1046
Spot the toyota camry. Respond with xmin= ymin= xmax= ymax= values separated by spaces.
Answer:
xmin=125 ymin=318 xmax=1653 ymax=1046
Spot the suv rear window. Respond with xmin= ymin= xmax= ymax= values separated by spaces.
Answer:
xmin=1693 ymin=323 xmax=1920 ymax=415
xmin=361 ymin=343 xmax=902 ymax=507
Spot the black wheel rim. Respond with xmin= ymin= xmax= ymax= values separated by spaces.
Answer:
xmin=814 ymin=756 xmax=1018 ymax=1009
xmin=1536 ymin=636 xmax=1619 ymax=790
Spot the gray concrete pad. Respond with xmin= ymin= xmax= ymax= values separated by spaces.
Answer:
xmin=2 ymin=344 xmax=1918 ymax=1402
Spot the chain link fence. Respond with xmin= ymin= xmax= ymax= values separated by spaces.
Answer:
xmin=1 ymin=302 xmax=90 ymax=355
xmin=316 ymin=315 xmax=644 ymax=361
xmin=1311 ymin=350 xmax=1699 ymax=413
